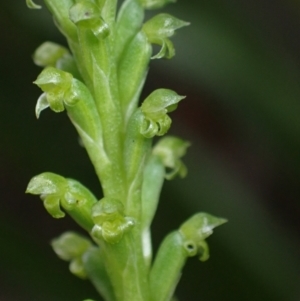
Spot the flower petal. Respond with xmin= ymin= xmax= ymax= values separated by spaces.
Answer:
xmin=35 ymin=93 xmax=49 ymax=118
xmin=26 ymin=0 xmax=41 ymax=9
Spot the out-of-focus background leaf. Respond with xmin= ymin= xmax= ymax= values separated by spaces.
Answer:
xmin=1 ymin=1 xmax=299 ymax=300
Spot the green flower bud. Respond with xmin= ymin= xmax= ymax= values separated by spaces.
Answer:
xmin=91 ymin=198 xmax=135 ymax=244
xmin=153 ymin=136 xmax=190 ymax=179
xmin=34 ymin=66 xmax=96 ymax=119
xmin=34 ymin=67 xmax=75 ymax=115
xmin=179 ymin=213 xmax=227 ymax=261
xmin=33 ymin=42 xmax=70 ymax=67
xmin=143 ymin=13 xmax=189 ymax=59
xmin=140 ymin=0 xmax=175 ymax=10
xmin=27 ymin=172 xmax=67 ymax=218
xmin=69 ymin=1 xmax=109 ymax=40
xmin=33 ymin=42 xmax=81 ymax=79
xmin=140 ymin=89 xmax=185 ymax=138
xmin=51 ymin=231 xmax=93 ymax=279
xmin=26 ymin=172 xmax=97 ymax=231
xmin=26 ymin=0 xmax=41 ymax=9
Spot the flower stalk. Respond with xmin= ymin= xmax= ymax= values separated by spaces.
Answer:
xmin=25 ymin=0 xmax=227 ymax=300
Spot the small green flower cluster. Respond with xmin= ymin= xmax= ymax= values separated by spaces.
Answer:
xmin=26 ymin=0 xmax=226 ymax=300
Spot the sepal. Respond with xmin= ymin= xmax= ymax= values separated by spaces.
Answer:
xmin=140 ymin=0 xmax=175 ymax=10
xmin=153 ymin=136 xmax=190 ymax=179
xmin=26 ymin=171 xmax=66 ymax=195
xmin=140 ymin=89 xmax=185 ymax=138
xmin=69 ymin=1 xmax=109 ymax=40
xmin=91 ymin=198 xmax=135 ymax=244
xmin=51 ymin=231 xmax=93 ymax=278
xmin=179 ymin=213 xmax=227 ymax=261
xmin=143 ymin=13 xmax=189 ymax=59
xmin=26 ymin=0 xmax=41 ymax=9
xmin=35 ymin=93 xmax=50 ymax=119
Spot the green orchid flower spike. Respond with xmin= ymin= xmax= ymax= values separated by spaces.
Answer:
xmin=25 ymin=0 xmax=227 ymax=300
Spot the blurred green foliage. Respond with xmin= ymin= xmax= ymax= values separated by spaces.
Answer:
xmin=0 ymin=1 xmax=299 ymax=300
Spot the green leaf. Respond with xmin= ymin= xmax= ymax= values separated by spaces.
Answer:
xmin=141 ymin=155 xmax=165 ymax=265
xmin=149 ymin=231 xmax=186 ymax=301
xmin=115 ymin=0 xmax=145 ymax=62
xmin=118 ymin=31 xmax=151 ymax=125
xmin=140 ymin=89 xmax=185 ymax=138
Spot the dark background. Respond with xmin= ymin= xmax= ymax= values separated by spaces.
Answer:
xmin=1 ymin=1 xmax=300 ymax=300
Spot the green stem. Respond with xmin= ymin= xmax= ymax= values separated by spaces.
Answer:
xmin=98 ymin=232 xmax=150 ymax=301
